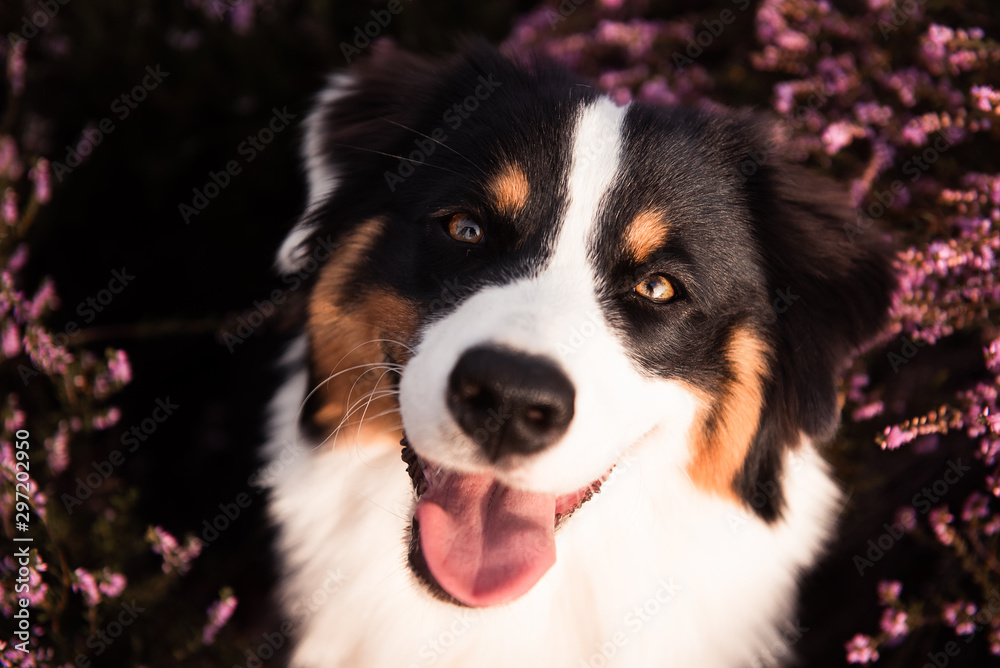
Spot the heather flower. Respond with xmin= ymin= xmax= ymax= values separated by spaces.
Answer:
xmin=91 ymin=406 xmax=122 ymax=429
xmin=108 ymin=349 xmax=132 ymax=385
xmin=880 ymin=608 xmax=908 ymax=641
xmin=73 ymin=568 xmax=102 ymax=607
xmin=0 ymin=136 xmax=21 ymax=180
xmin=852 ymin=401 xmax=885 ymax=421
xmin=6 ymin=41 xmax=26 ymax=96
xmin=2 ymin=188 xmax=17 ymax=225
xmin=202 ymin=591 xmax=238 ymax=644
xmin=895 ymin=507 xmax=917 ymax=532
xmin=147 ymin=526 xmax=203 ymax=575
xmin=28 ymin=158 xmax=51 ymax=204
xmin=845 ymin=634 xmax=880 ymax=663
xmin=821 ymin=120 xmax=866 ymax=155
xmin=929 ymin=507 xmax=956 ymax=545
xmin=98 ymin=569 xmax=127 ymax=598
xmin=877 ymin=580 xmax=902 ymax=606
xmin=962 ymin=492 xmax=990 ymax=521
xmin=943 ymin=601 xmax=978 ymax=634
xmin=1 ymin=322 xmax=20 ymax=359
xmin=44 ymin=421 xmax=70 ymax=474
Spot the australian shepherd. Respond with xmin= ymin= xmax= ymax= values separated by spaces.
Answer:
xmin=262 ymin=42 xmax=894 ymax=667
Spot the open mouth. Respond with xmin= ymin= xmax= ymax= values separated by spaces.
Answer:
xmin=401 ymin=437 xmax=608 ymax=608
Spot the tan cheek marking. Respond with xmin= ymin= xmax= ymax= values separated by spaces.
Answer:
xmin=686 ymin=329 xmax=770 ymax=503
xmin=624 ymin=210 xmax=670 ymax=264
xmin=307 ymin=218 xmax=418 ymax=446
xmin=488 ymin=164 xmax=530 ymax=215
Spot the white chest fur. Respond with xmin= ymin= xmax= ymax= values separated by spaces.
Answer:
xmin=264 ymin=345 xmax=841 ymax=668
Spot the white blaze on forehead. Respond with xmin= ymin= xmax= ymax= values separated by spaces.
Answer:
xmin=549 ymin=97 xmax=627 ymax=272
xmin=399 ymin=94 xmax=700 ymax=497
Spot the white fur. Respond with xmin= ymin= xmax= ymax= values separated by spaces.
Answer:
xmin=265 ymin=94 xmax=843 ymax=668
xmin=275 ymin=75 xmax=355 ymax=275
xmin=266 ymin=356 xmax=840 ymax=668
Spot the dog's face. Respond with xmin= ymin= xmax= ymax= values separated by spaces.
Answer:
xmin=280 ymin=44 xmax=894 ymax=609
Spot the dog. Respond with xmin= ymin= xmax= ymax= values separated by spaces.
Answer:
xmin=262 ymin=42 xmax=894 ymax=667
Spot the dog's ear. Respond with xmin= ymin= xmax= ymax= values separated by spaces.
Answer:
xmin=276 ymin=42 xmax=445 ymax=274
xmin=736 ymin=131 xmax=897 ymax=520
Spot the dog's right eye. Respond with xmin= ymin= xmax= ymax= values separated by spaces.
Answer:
xmin=447 ymin=214 xmax=484 ymax=244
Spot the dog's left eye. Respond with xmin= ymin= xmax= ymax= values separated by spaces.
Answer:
xmin=634 ymin=274 xmax=676 ymax=303
xmin=447 ymin=214 xmax=484 ymax=244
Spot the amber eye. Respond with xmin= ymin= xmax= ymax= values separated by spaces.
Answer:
xmin=634 ymin=274 xmax=676 ymax=303
xmin=447 ymin=214 xmax=484 ymax=244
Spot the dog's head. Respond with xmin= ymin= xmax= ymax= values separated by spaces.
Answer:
xmin=279 ymin=43 xmax=894 ymax=608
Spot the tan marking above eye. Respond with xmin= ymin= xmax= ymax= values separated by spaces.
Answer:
xmin=624 ymin=210 xmax=670 ymax=263
xmin=448 ymin=214 xmax=484 ymax=244
xmin=488 ymin=164 xmax=530 ymax=214
xmin=635 ymin=275 xmax=676 ymax=302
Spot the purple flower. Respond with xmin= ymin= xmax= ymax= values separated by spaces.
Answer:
xmin=845 ymin=634 xmax=880 ymax=663
xmin=877 ymin=580 xmax=902 ymax=606
xmin=2 ymin=188 xmax=18 ymax=225
xmin=1 ymin=322 xmax=20 ymax=359
xmin=147 ymin=526 xmax=203 ymax=575
xmin=880 ymin=608 xmax=909 ymax=641
xmin=929 ymin=507 xmax=956 ymax=545
xmin=28 ymin=158 xmax=51 ymax=204
xmin=98 ymin=570 xmax=127 ymax=598
xmin=73 ymin=568 xmax=102 ymax=607
xmin=895 ymin=507 xmax=918 ymax=532
xmin=962 ymin=492 xmax=990 ymax=522
xmin=202 ymin=592 xmax=238 ymax=644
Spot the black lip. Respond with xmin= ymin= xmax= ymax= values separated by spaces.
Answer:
xmin=406 ymin=516 xmax=470 ymax=607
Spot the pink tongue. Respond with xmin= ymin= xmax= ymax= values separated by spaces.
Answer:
xmin=415 ymin=470 xmax=557 ymax=607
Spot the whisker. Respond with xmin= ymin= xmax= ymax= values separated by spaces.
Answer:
xmin=329 ymin=142 xmax=467 ymax=179
xmin=331 ymin=366 xmax=401 ymax=450
xmin=377 ymin=117 xmax=488 ymax=178
xmin=313 ymin=397 xmax=400 ymax=453
xmin=352 ymin=366 xmax=404 ymax=447
xmin=294 ymin=362 xmax=402 ymax=436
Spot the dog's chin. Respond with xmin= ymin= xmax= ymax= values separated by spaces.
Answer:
xmin=401 ymin=437 xmax=610 ymax=608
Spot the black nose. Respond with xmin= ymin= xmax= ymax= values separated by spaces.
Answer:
xmin=446 ymin=346 xmax=575 ymax=462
